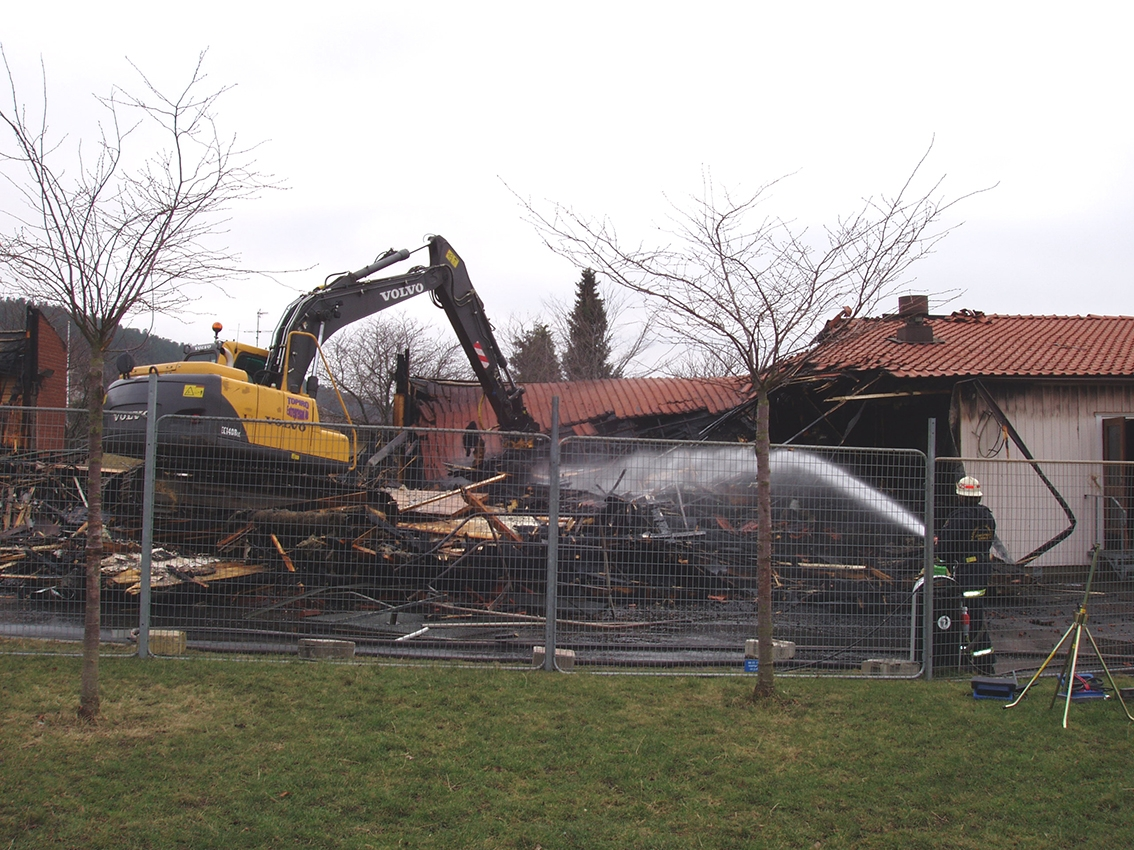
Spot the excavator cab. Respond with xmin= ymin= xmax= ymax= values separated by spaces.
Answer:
xmin=179 ymin=322 xmax=272 ymax=386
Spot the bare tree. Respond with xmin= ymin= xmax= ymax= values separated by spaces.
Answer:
xmin=523 ymin=153 xmax=979 ymax=698
xmin=657 ymin=347 xmax=739 ymax=379
xmin=0 ymin=49 xmax=270 ymax=719
xmin=320 ymin=314 xmax=473 ymax=425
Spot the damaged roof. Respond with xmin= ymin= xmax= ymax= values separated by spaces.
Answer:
xmin=0 ymin=332 xmax=27 ymax=376
xmin=801 ymin=311 xmax=1134 ymax=380
xmin=414 ymin=376 xmax=751 ymax=436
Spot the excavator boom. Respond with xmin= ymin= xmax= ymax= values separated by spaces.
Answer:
xmin=260 ymin=235 xmax=535 ymax=432
xmin=103 ymin=235 xmax=537 ymax=474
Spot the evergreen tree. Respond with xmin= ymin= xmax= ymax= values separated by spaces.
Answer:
xmin=562 ymin=269 xmax=614 ymax=380
xmin=510 ymin=321 xmax=562 ymax=383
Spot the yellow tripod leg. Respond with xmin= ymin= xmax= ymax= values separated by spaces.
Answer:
xmin=1004 ymin=618 xmax=1077 ymax=709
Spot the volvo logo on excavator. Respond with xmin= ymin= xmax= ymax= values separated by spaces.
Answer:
xmin=379 ymin=282 xmax=425 ymax=303
xmin=378 ymin=283 xmax=424 ymax=303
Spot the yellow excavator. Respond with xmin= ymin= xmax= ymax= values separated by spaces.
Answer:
xmin=103 ymin=235 xmax=537 ymax=476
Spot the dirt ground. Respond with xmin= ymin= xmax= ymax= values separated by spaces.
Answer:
xmin=985 ymin=567 xmax=1134 ymax=676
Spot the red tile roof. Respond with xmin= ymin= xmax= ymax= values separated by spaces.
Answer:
xmin=803 ymin=312 xmax=1134 ymax=379
xmin=416 ymin=376 xmax=751 ymax=434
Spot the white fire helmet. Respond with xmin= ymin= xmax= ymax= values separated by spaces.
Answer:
xmin=956 ymin=476 xmax=982 ymax=498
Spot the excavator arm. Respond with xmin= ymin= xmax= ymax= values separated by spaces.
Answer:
xmin=425 ymin=236 xmax=539 ymax=434
xmin=103 ymin=234 xmax=538 ymax=477
xmin=262 ymin=235 xmax=538 ymax=433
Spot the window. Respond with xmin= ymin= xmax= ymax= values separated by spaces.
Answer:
xmin=1102 ymin=418 xmax=1134 ymax=550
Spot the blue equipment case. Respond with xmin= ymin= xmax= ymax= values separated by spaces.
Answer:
xmin=971 ymin=676 xmax=1018 ymax=700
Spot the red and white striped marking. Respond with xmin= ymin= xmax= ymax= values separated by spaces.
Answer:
xmin=473 ymin=341 xmax=490 ymax=369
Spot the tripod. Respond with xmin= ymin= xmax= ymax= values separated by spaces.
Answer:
xmin=1005 ymin=546 xmax=1134 ymax=728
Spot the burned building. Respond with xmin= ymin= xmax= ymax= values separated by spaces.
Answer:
xmin=0 ymin=306 xmax=68 ymax=452
xmin=409 ymin=376 xmax=753 ymax=480
xmin=771 ymin=296 xmax=1134 ymax=570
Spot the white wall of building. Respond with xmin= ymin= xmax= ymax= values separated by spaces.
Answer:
xmin=952 ymin=381 xmax=1134 ymax=571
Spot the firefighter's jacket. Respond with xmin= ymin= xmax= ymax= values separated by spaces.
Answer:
xmin=938 ymin=504 xmax=996 ymax=592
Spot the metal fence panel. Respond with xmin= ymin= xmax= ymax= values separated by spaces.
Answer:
xmin=26 ymin=405 xmax=1114 ymax=681
xmin=111 ymin=415 xmax=553 ymax=663
xmin=552 ymin=438 xmax=927 ymax=675
xmin=935 ymin=457 xmax=1134 ymax=678
xmin=0 ymin=406 xmax=141 ymax=652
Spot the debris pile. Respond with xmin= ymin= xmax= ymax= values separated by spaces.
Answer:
xmin=1 ymin=448 xmax=926 ymax=622
xmin=0 ymin=456 xmax=91 ymax=599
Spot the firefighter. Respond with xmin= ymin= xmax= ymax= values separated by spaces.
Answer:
xmin=462 ymin=420 xmax=485 ymax=468
xmin=937 ymin=476 xmax=997 ymax=674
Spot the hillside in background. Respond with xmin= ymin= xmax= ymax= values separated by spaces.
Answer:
xmin=0 ymin=298 xmax=189 ymax=402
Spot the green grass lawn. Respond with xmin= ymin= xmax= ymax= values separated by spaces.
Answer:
xmin=2 ymin=647 xmax=1132 ymax=849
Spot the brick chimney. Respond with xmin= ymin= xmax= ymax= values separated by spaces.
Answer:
xmin=895 ymin=295 xmax=933 ymax=343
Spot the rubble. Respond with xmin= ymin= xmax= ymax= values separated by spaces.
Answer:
xmin=100 ymin=549 xmax=265 ymax=594
xmin=0 ymin=446 xmax=925 ymax=627
xmin=0 ymin=456 xmax=91 ymax=596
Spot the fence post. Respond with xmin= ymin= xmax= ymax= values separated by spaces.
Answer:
xmin=922 ymin=418 xmax=936 ymax=680
xmin=543 ymin=397 xmax=560 ymax=671
xmin=137 ymin=369 xmax=159 ymax=659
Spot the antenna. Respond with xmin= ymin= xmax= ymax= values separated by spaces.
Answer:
xmin=256 ymin=310 xmax=269 ymax=347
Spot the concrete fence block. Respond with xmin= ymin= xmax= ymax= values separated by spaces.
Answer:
xmin=744 ymin=638 xmax=796 ymax=661
xmin=298 ymin=638 xmax=356 ymax=660
xmin=532 ymin=646 xmax=576 ymax=670
xmin=149 ymin=629 xmax=187 ymax=656
xmin=861 ymin=658 xmax=920 ymax=676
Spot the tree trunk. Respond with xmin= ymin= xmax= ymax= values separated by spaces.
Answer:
xmin=79 ymin=350 xmax=104 ymax=720
xmin=752 ymin=385 xmax=775 ymax=700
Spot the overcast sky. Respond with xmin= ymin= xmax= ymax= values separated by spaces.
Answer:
xmin=3 ymin=2 xmax=1133 ymax=362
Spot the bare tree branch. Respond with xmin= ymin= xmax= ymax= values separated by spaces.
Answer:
xmin=321 ymin=314 xmax=473 ymax=425
xmin=518 ymin=152 xmax=987 ymax=389
xmin=514 ymin=149 xmax=990 ymax=698
xmin=0 ymin=46 xmax=274 ymax=719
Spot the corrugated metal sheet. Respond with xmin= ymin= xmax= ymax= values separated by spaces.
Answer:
xmin=806 ymin=312 xmax=1134 ymax=379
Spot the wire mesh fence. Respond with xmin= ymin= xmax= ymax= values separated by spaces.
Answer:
xmin=102 ymin=416 xmax=556 ymax=663
xmin=934 ymin=456 xmax=1134 ymax=678
xmin=4 ymin=403 xmax=1132 ymax=679
xmin=0 ymin=406 xmax=114 ymax=649
xmin=551 ymin=438 xmax=927 ymax=674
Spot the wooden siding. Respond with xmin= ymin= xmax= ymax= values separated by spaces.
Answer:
xmin=955 ymin=382 xmax=1134 ymax=571
xmin=959 ymin=382 xmax=1134 ymax=462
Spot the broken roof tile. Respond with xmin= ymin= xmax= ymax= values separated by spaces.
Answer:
xmin=415 ymin=376 xmax=750 ymax=432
